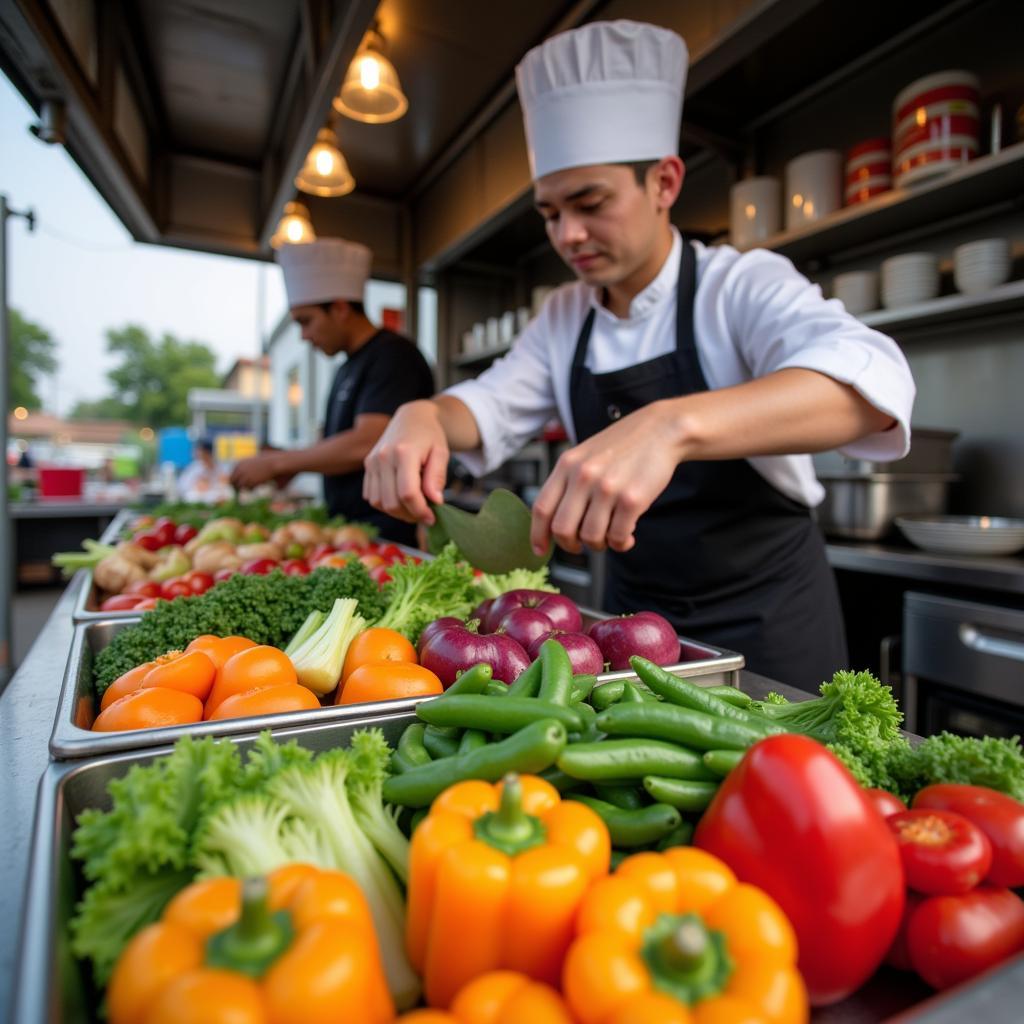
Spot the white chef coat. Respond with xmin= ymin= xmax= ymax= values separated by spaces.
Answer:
xmin=445 ymin=229 xmax=914 ymax=507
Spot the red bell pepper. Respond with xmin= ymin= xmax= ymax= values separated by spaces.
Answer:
xmin=695 ymin=733 xmax=905 ymax=1006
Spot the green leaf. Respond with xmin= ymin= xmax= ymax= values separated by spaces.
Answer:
xmin=432 ymin=489 xmax=551 ymax=573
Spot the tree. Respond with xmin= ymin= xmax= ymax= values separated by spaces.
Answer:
xmin=74 ymin=325 xmax=221 ymax=428
xmin=8 ymin=308 xmax=57 ymax=411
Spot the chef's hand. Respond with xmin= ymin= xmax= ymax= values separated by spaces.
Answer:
xmin=230 ymin=454 xmax=283 ymax=491
xmin=531 ymin=400 xmax=681 ymax=555
xmin=363 ymin=401 xmax=450 ymax=524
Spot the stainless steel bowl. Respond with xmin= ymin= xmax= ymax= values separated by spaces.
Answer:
xmin=816 ymin=473 xmax=958 ymax=540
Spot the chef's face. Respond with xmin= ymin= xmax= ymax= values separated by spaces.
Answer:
xmin=534 ymin=158 xmax=683 ymax=288
xmin=290 ymin=302 xmax=352 ymax=356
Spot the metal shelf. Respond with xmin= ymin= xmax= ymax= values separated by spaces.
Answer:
xmin=858 ymin=279 xmax=1024 ymax=333
xmin=753 ymin=143 xmax=1024 ymax=266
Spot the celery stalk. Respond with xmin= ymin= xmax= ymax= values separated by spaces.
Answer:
xmin=289 ymin=598 xmax=366 ymax=695
xmin=284 ymin=610 xmax=325 ymax=657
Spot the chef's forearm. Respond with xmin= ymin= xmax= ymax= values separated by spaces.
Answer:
xmin=276 ymin=428 xmax=380 ymax=477
xmin=663 ymin=367 xmax=896 ymax=462
xmin=431 ymin=394 xmax=483 ymax=451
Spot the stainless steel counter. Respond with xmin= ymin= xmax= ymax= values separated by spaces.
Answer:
xmin=8 ymin=501 xmax=127 ymax=520
xmin=826 ymin=540 xmax=1024 ymax=597
xmin=3 ymin=576 xmax=1024 ymax=1021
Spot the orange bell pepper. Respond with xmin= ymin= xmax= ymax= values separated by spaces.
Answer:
xmin=396 ymin=970 xmax=575 ymax=1023
xmin=563 ymin=848 xmax=808 ymax=1024
xmin=106 ymin=865 xmax=394 ymax=1024
xmin=407 ymin=773 xmax=610 ymax=1007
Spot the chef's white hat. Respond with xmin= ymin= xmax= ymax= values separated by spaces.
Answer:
xmin=276 ymin=238 xmax=372 ymax=307
xmin=516 ymin=20 xmax=687 ymax=181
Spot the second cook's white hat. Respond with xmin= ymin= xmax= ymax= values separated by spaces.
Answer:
xmin=515 ymin=20 xmax=688 ymax=181
xmin=276 ymin=238 xmax=372 ymax=307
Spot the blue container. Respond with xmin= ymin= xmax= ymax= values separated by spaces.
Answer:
xmin=157 ymin=427 xmax=193 ymax=469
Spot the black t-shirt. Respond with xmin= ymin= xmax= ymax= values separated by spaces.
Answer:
xmin=322 ymin=329 xmax=434 ymax=543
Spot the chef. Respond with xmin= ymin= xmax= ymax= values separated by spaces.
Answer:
xmin=363 ymin=20 xmax=915 ymax=689
xmin=232 ymin=237 xmax=434 ymax=546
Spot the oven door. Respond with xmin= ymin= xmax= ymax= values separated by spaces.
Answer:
xmin=901 ymin=592 xmax=1024 ymax=737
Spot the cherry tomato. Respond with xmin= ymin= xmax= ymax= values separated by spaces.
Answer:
xmin=376 ymin=543 xmax=404 ymax=564
xmin=150 ymin=520 xmax=177 ymax=548
xmin=280 ymin=558 xmax=310 ymax=576
xmin=126 ymin=580 xmax=162 ymax=599
xmin=174 ymin=523 xmax=198 ymax=545
xmin=907 ymin=887 xmax=1024 ymax=990
xmin=160 ymin=578 xmax=193 ymax=600
xmin=888 ymin=809 xmax=992 ymax=895
xmin=867 ymin=788 xmax=907 ymax=819
xmin=100 ymin=594 xmax=145 ymax=612
xmin=913 ymin=784 xmax=1024 ymax=888
xmin=185 ymin=571 xmax=215 ymax=595
xmin=369 ymin=564 xmax=392 ymax=586
xmin=307 ymin=544 xmax=335 ymax=562
xmin=213 ymin=568 xmax=235 ymax=584
xmin=133 ymin=597 xmax=159 ymax=611
xmin=240 ymin=558 xmax=277 ymax=575
xmin=135 ymin=531 xmax=164 ymax=552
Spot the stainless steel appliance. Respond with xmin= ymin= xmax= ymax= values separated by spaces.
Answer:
xmin=901 ymin=592 xmax=1024 ymax=737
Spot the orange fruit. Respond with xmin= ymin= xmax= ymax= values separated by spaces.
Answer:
xmin=100 ymin=661 xmax=156 ymax=712
xmin=92 ymin=687 xmax=204 ymax=732
xmin=207 ymin=683 xmax=320 ymax=722
xmin=186 ymin=634 xmax=257 ymax=672
xmin=336 ymin=662 xmax=443 ymax=706
xmin=142 ymin=650 xmax=216 ymax=702
xmin=204 ymin=645 xmax=297 ymax=717
xmin=341 ymin=627 xmax=417 ymax=684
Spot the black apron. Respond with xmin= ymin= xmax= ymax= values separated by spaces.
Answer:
xmin=568 ymin=238 xmax=847 ymax=692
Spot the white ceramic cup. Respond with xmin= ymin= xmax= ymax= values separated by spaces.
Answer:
xmin=833 ymin=271 xmax=880 ymax=315
xmin=730 ymin=177 xmax=781 ymax=250
xmin=785 ymin=150 xmax=842 ymax=230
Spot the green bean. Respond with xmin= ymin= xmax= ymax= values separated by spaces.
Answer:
xmin=382 ymin=719 xmax=568 ymax=808
xmin=570 ymin=673 xmax=598 ymax=704
xmin=558 ymin=739 xmax=716 ymax=782
xmin=703 ymin=749 xmax=745 ymax=777
xmin=596 ymin=702 xmax=767 ymax=752
xmin=484 ymin=680 xmax=509 ymax=697
xmin=631 ymin=657 xmax=783 ymax=735
xmin=458 ymin=728 xmax=487 ymax=754
xmin=593 ymin=783 xmax=647 ymax=810
xmin=392 ymin=723 xmax=432 ymax=773
xmin=417 ymin=694 xmax=583 ymax=734
xmin=538 ymin=639 xmax=573 ymax=705
xmin=591 ymin=680 xmax=626 ymax=711
xmin=446 ymin=662 xmax=494 ymax=696
xmin=619 ymin=680 xmax=646 ymax=703
xmin=538 ymin=766 xmax=585 ymax=793
xmin=643 ymin=776 xmax=719 ymax=812
xmin=656 ymin=820 xmax=695 ymax=850
xmin=423 ymin=724 xmax=461 ymax=760
xmin=572 ymin=700 xmax=602 ymax=743
xmin=703 ymin=685 xmax=753 ymax=709
xmin=568 ymin=794 xmax=681 ymax=848
xmin=506 ymin=659 xmax=541 ymax=698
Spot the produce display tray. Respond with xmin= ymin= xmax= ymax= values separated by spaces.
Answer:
xmin=49 ymin=615 xmax=744 ymax=760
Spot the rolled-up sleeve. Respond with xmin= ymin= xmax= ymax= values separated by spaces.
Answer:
xmin=443 ymin=311 xmax=559 ymax=476
xmin=724 ymin=249 xmax=915 ymax=460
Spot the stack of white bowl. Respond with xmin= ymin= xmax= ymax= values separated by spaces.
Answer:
xmin=953 ymin=238 xmax=1012 ymax=294
xmin=833 ymin=271 xmax=879 ymax=315
xmin=880 ymin=253 xmax=939 ymax=309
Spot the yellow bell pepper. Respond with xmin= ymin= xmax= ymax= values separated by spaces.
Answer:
xmin=563 ymin=848 xmax=808 ymax=1024
xmin=107 ymin=864 xmax=394 ymax=1024
xmin=407 ymin=773 xmax=610 ymax=1007
xmin=397 ymin=969 xmax=575 ymax=1023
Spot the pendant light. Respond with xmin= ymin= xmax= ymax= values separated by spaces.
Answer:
xmin=295 ymin=125 xmax=356 ymax=197
xmin=334 ymin=26 xmax=408 ymax=124
xmin=270 ymin=200 xmax=316 ymax=249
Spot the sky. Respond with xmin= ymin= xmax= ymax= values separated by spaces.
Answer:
xmin=1 ymin=70 xmax=289 ymax=417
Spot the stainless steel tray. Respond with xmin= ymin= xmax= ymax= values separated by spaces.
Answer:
xmin=19 ymin=713 xmax=417 ymax=1024
xmin=50 ymin=615 xmax=743 ymax=760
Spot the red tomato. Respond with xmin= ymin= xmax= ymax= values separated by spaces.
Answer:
xmin=185 ymin=571 xmax=215 ymax=595
xmin=888 ymin=809 xmax=992 ymax=895
xmin=160 ymin=578 xmax=193 ymax=600
xmin=907 ymin=887 xmax=1024 ymax=990
xmin=307 ymin=544 xmax=335 ymax=562
xmin=134 ymin=531 xmax=163 ymax=552
xmin=912 ymin=784 xmax=1024 ymax=888
xmin=866 ymin=788 xmax=906 ymax=819
xmin=280 ymin=558 xmax=310 ymax=576
xmin=369 ymin=564 xmax=392 ymax=586
xmin=125 ymin=580 xmax=162 ymax=599
xmin=174 ymin=523 xmax=198 ymax=545
xmin=885 ymin=889 xmax=927 ymax=971
xmin=133 ymin=597 xmax=159 ymax=611
xmin=100 ymin=594 xmax=144 ymax=612
xmin=150 ymin=521 xmax=177 ymax=548
xmin=376 ymin=543 xmax=404 ymax=563
xmin=695 ymin=734 xmax=905 ymax=1006
xmin=213 ymin=568 xmax=235 ymax=584
xmin=240 ymin=558 xmax=277 ymax=575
